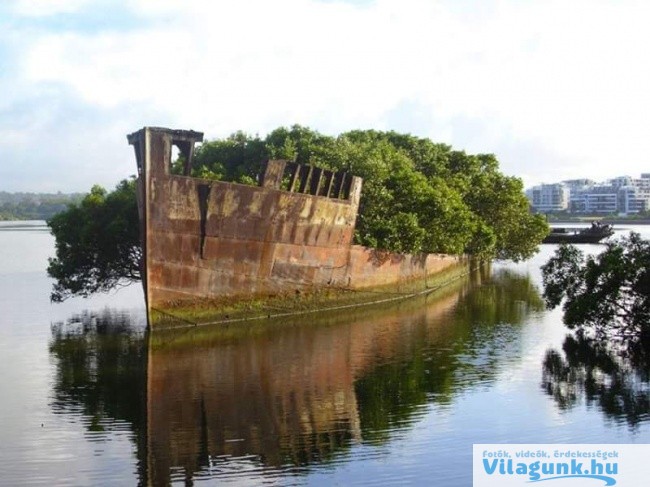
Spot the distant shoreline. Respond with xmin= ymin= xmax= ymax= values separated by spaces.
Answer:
xmin=0 ymin=220 xmax=48 ymax=228
xmin=547 ymin=217 xmax=650 ymax=225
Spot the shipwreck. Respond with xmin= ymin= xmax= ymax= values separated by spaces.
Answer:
xmin=128 ymin=127 xmax=467 ymax=327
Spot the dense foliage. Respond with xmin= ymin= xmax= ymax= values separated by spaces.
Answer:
xmin=48 ymin=126 xmax=548 ymax=300
xmin=189 ymin=126 xmax=548 ymax=260
xmin=541 ymin=233 xmax=650 ymax=348
xmin=47 ymin=179 xmax=141 ymax=302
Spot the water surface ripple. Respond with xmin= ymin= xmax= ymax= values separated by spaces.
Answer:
xmin=1 ymin=221 xmax=649 ymax=485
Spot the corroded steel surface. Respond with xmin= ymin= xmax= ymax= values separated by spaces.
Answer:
xmin=128 ymin=127 xmax=461 ymax=323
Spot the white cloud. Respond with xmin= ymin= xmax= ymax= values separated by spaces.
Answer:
xmin=18 ymin=0 xmax=474 ymax=134
xmin=11 ymin=0 xmax=94 ymax=16
xmin=4 ymin=0 xmax=650 ymax=191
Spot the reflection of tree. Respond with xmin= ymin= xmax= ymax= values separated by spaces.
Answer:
xmin=49 ymin=310 xmax=148 ymax=479
xmin=542 ymin=335 xmax=650 ymax=428
xmin=356 ymin=268 xmax=545 ymax=441
xmin=454 ymin=268 xmax=545 ymax=326
xmin=48 ymin=269 xmax=545 ymax=484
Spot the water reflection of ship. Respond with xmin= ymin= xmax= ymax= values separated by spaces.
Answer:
xmin=145 ymin=277 xmax=471 ymax=483
xmin=49 ymin=267 xmax=547 ymax=484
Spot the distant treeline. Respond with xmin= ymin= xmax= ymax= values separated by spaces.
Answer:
xmin=0 ymin=191 xmax=84 ymax=221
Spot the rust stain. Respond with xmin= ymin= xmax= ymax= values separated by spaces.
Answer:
xmin=127 ymin=127 xmax=462 ymax=326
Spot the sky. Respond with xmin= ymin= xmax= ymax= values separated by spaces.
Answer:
xmin=1 ymin=0 xmax=649 ymax=193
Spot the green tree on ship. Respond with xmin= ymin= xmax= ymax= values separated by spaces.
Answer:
xmin=47 ymin=126 xmax=548 ymax=301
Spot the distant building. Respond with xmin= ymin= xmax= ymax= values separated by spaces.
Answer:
xmin=617 ymin=185 xmax=648 ymax=215
xmin=574 ymin=185 xmax=618 ymax=214
xmin=562 ymin=179 xmax=595 ymax=213
xmin=636 ymin=174 xmax=650 ymax=201
xmin=527 ymin=174 xmax=650 ymax=215
xmin=562 ymin=179 xmax=595 ymax=191
xmin=525 ymin=183 xmax=569 ymax=213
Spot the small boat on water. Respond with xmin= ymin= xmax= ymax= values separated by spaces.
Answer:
xmin=543 ymin=222 xmax=614 ymax=244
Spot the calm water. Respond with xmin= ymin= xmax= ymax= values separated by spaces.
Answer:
xmin=1 ymin=221 xmax=649 ymax=486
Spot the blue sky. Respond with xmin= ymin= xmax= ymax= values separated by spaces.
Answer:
xmin=2 ymin=0 xmax=649 ymax=192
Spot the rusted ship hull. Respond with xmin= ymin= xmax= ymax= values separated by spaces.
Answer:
xmin=128 ymin=127 xmax=465 ymax=327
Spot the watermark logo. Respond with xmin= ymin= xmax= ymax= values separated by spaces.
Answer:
xmin=473 ymin=444 xmax=649 ymax=486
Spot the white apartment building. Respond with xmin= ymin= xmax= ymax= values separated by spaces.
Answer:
xmin=573 ymin=186 xmax=618 ymax=213
xmin=526 ymin=183 xmax=569 ymax=212
xmin=617 ymin=185 xmax=648 ymax=214
xmin=528 ymin=174 xmax=650 ymax=215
